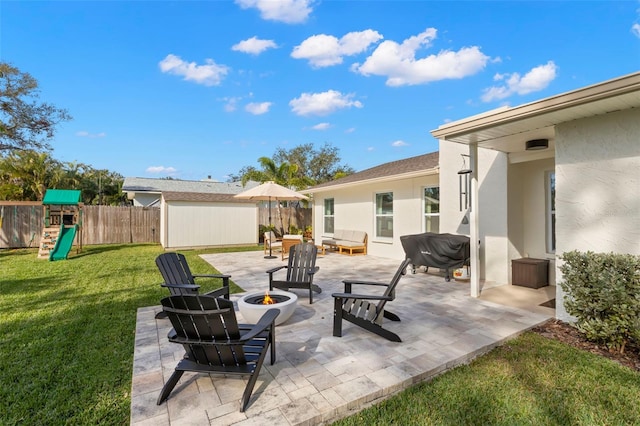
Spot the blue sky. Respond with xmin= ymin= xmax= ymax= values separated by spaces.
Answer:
xmin=2 ymin=1 xmax=639 ymax=181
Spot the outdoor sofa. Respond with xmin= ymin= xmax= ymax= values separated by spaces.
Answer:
xmin=321 ymin=229 xmax=367 ymax=255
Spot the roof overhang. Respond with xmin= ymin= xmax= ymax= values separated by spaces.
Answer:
xmin=431 ymin=72 xmax=640 ymax=153
xmin=305 ymin=167 xmax=439 ymax=194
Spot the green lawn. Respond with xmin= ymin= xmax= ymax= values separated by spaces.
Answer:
xmin=1 ymin=244 xmax=638 ymax=425
xmin=0 ymin=244 xmax=253 ymax=425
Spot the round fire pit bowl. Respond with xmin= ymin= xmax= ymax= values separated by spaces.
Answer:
xmin=238 ymin=290 xmax=298 ymax=326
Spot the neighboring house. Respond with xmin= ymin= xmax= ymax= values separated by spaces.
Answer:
xmin=122 ymin=177 xmax=257 ymax=207
xmin=305 ymin=152 xmax=440 ymax=259
xmin=431 ymin=71 xmax=640 ymax=321
xmin=123 ymin=177 xmax=261 ymax=249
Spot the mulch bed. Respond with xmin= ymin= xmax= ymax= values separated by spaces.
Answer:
xmin=532 ymin=319 xmax=640 ymax=371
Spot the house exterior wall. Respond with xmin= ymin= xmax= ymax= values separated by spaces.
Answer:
xmin=439 ymin=141 xmax=510 ymax=283
xmin=507 ymin=158 xmax=556 ymax=285
xmin=312 ymin=174 xmax=439 ymax=259
xmin=132 ymin=193 xmax=160 ymax=207
xmin=162 ymin=201 xmax=257 ymax=249
xmin=554 ymin=108 xmax=640 ymax=321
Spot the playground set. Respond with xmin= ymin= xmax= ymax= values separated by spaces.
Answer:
xmin=37 ymin=189 xmax=83 ymax=261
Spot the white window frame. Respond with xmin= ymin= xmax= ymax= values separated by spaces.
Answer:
xmin=546 ymin=171 xmax=556 ymax=253
xmin=423 ymin=186 xmax=440 ymax=233
xmin=374 ymin=192 xmax=394 ymax=240
xmin=323 ymin=198 xmax=334 ymax=235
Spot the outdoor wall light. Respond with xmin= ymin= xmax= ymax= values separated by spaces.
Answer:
xmin=526 ymin=138 xmax=549 ymax=151
xmin=458 ymin=154 xmax=472 ymax=212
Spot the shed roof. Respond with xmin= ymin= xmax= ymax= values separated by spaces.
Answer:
xmin=42 ymin=189 xmax=82 ymax=205
xmin=305 ymin=151 xmax=439 ymax=193
xmin=162 ymin=192 xmax=257 ymax=203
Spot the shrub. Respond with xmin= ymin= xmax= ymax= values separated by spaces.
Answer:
xmin=559 ymin=250 xmax=640 ymax=353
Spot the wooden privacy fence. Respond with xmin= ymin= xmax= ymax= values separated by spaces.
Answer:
xmin=0 ymin=202 xmax=43 ymax=249
xmin=258 ymin=205 xmax=311 ymax=235
xmin=81 ymin=206 xmax=160 ymax=245
xmin=1 ymin=202 xmax=310 ymax=249
xmin=0 ymin=203 xmax=160 ymax=249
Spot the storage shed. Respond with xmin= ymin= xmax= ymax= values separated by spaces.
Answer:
xmin=160 ymin=192 xmax=258 ymax=249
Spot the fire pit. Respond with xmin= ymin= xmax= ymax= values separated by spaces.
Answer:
xmin=238 ymin=290 xmax=298 ymax=326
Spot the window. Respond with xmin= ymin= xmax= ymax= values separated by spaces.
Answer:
xmin=424 ymin=186 xmax=440 ymax=233
xmin=375 ymin=192 xmax=393 ymax=238
xmin=546 ymin=172 xmax=556 ymax=253
xmin=323 ymin=198 xmax=334 ymax=234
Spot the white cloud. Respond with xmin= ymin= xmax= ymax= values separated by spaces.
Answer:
xmin=232 ymin=36 xmax=278 ymax=55
xmin=312 ymin=122 xmax=331 ymax=130
xmin=289 ymin=90 xmax=363 ymax=116
xmin=146 ymin=166 xmax=177 ymax=174
xmin=291 ymin=30 xmax=383 ymax=68
xmin=391 ymin=140 xmax=408 ymax=147
xmin=76 ymin=131 xmax=106 ymax=138
xmin=345 ymin=127 xmax=356 ymax=133
xmin=245 ymin=102 xmax=272 ymax=115
xmin=159 ymin=54 xmax=229 ymax=86
xmin=235 ymin=0 xmax=312 ymax=24
xmin=481 ymin=61 xmax=558 ymax=102
xmin=632 ymin=23 xmax=640 ymax=38
xmin=221 ymin=96 xmax=241 ymax=112
xmin=367 ymin=146 xmax=374 ymax=151
xmin=353 ymin=28 xmax=489 ymax=86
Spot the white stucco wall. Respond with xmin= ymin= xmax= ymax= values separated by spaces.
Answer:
xmin=507 ymin=158 xmax=556 ymax=285
xmin=311 ymin=174 xmax=439 ymax=260
xmin=162 ymin=201 xmax=257 ymax=249
xmin=554 ymin=108 xmax=640 ymax=321
xmin=439 ymin=141 xmax=509 ymax=283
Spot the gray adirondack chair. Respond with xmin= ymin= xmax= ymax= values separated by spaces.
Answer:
xmin=332 ymin=258 xmax=412 ymax=342
xmin=157 ymin=294 xmax=279 ymax=412
xmin=266 ymin=242 xmax=320 ymax=303
xmin=155 ymin=252 xmax=230 ymax=298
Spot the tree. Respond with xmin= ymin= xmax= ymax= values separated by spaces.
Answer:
xmin=0 ymin=151 xmax=126 ymax=204
xmin=0 ymin=62 xmax=71 ymax=151
xmin=239 ymin=157 xmax=301 ymax=233
xmin=0 ymin=150 xmax=64 ymax=200
xmin=273 ymin=142 xmax=354 ymax=186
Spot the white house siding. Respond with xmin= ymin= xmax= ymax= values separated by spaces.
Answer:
xmin=507 ymin=158 xmax=556 ymax=286
xmin=439 ymin=140 xmax=510 ymax=284
xmin=555 ymin=108 xmax=640 ymax=320
xmin=163 ymin=201 xmax=257 ymax=249
xmin=132 ymin=193 xmax=160 ymax=207
xmin=313 ymin=175 xmax=439 ymax=259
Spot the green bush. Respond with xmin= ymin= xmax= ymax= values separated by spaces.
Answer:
xmin=559 ymin=250 xmax=640 ymax=353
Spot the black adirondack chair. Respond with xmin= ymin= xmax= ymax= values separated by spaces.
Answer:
xmin=332 ymin=258 xmax=412 ymax=342
xmin=267 ymin=242 xmax=320 ymax=303
xmin=157 ymin=294 xmax=279 ymax=412
xmin=156 ymin=252 xmax=231 ymax=298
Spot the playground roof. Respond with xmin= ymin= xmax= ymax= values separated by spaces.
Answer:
xmin=43 ymin=189 xmax=82 ymax=205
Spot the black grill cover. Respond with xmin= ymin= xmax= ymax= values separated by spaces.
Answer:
xmin=400 ymin=233 xmax=470 ymax=276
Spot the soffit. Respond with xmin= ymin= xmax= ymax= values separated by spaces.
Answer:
xmin=431 ymin=72 xmax=640 ymax=153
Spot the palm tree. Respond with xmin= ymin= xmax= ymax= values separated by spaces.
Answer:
xmin=241 ymin=157 xmax=301 ymax=234
xmin=0 ymin=150 xmax=63 ymax=200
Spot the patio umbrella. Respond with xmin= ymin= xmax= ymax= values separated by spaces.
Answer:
xmin=234 ymin=181 xmax=309 ymax=259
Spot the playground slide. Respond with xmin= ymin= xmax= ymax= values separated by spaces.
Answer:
xmin=50 ymin=224 xmax=78 ymax=261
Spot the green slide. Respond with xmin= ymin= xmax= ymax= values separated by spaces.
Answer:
xmin=50 ymin=224 xmax=78 ymax=261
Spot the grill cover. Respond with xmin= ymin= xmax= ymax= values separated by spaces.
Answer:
xmin=400 ymin=233 xmax=470 ymax=279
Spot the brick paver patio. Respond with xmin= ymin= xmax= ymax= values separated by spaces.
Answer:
xmin=130 ymin=250 xmax=551 ymax=425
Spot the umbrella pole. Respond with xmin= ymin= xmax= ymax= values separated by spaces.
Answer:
xmin=265 ymin=196 xmax=276 ymax=259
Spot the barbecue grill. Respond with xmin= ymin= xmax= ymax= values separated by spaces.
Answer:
xmin=400 ymin=232 xmax=470 ymax=281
